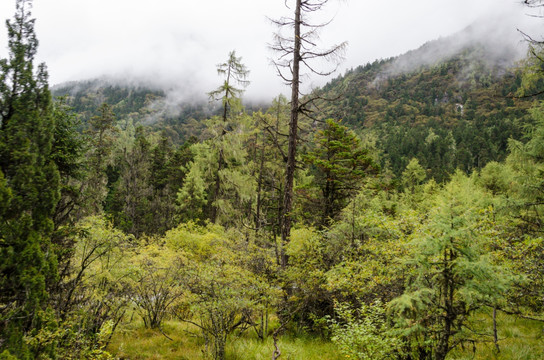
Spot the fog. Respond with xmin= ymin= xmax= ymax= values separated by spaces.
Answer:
xmin=0 ymin=0 xmax=541 ymax=103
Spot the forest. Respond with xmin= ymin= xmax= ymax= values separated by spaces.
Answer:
xmin=2 ymin=0 xmax=544 ymax=359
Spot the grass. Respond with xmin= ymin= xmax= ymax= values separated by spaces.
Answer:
xmin=108 ymin=310 xmax=544 ymax=359
xmin=107 ymin=317 xmax=343 ymax=360
xmin=448 ymin=310 xmax=544 ymax=360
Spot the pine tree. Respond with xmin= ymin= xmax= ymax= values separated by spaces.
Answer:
xmin=0 ymin=0 xmax=60 ymax=356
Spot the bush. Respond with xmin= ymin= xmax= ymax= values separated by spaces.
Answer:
xmin=328 ymin=300 xmax=401 ymax=360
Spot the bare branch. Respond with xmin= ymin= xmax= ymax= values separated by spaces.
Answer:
xmin=271 ymin=0 xmax=346 ymax=267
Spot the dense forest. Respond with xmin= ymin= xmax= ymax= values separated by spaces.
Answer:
xmin=3 ymin=0 xmax=544 ymax=359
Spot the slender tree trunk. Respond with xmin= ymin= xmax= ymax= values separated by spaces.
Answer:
xmin=209 ymin=149 xmax=225 ymax=223
xmin=209 ymin=64 xmax=232 ymax=224
xmin=437 ymin=248 xmax=454 ymax=360
xmin=280 ymin=0 xmax=302 ymax=269
xmin=255 ymin=133 xmax=265 ymax=232
xmin=493 ymin=307 xmax=500 ymax=352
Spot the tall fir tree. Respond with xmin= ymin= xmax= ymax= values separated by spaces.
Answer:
xmin=0 ymin=0 xmax=60 ymax=357
xmin=85 ymin=102 xmax=117 ymax=213
xmin=303 ymin=119 xmax=379 ymax=227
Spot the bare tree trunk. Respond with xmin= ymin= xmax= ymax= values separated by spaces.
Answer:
xmin=255 ymin=132 xmax=265 ymax=231
xmin=280 ymin=0 xmax=302 ymax=269
xmin=272 ymin=329 xmax=282 ymax=360
xmin=493 ymin=307 xmax=500 ymax=352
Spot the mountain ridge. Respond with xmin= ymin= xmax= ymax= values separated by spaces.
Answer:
xmin=53 ymin=28 xmax=535 ymax=180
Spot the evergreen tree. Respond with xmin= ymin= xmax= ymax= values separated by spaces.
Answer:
xmin=178 ymin=113 xmax=256 ymax=228
xmin=389 ymin=172 xmax=512 ymax=360
xmin=207 ymin=50 xmax=250 ymax=223
xmin=113 ymin=126 xmax=153 ymax=236
xmin=85 ymin=102 xmax=117 ymax=213
xmin=147 ymin=135 xmax=193 ymax=234
xmin=48 ymin=98 xmax=87 ymax=312
xmin=303 ymin=119 xmax=378 ymax=227
xmin=0 ymin=1 xmax=60 ymax=356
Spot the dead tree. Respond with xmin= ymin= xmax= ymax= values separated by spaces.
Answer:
xmin=270 ymin=0 xmax=346 ymax=268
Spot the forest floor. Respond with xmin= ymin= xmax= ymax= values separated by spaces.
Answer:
xmin=449 ymin=310 xmax=544 ymax=360
xmin=107 ymin=310 xmax=544 ymax=359
xmin=107 ymin=318 xmax=342 ymax=360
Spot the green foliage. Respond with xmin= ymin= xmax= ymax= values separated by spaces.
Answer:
xmin=3 ymin=3 xmax=544 ymax=360
xmin=104 ymin=128 xmax=193 ymax=236
xmin=129 ymin=241 xmax=186 ymax=329
xmin=303 ymin=119 xmax=379 ymax=227
xmin=177 ymin=142 xmax=214 ymax=222
xmin=46 ymin=216 xmax=134 ymax=358
xmin=202 ymin=51 xmax=252 ymax=225
xmin=324 ymin=205 xmax=414 ymax=303
xmin=317 ymin=46 xmax=531 ymax=181
xmin=328 ymin=300 xmax=401 ymax=360
xmin=164 ymin=223 xmax=263 ymax=360
xmin=506 ymin=103 xmax=544 ymax=231
xmin=84 ymin=103 xmax=118 ymax=213
xmin=518 ymin=46 xmax=544 ymax=98
xmin=401 ymin=157 xmax=426 ymax=191
xmin=0 ymin=1 xmax=61 ymax=356
xmin=477 ymin=161 xmax=515 ymax=197
xmin=178 ymin=113 xmax=257 ymax=227
xmin=389 ymin=172 xmax=514 ymax=360
xmin=281 ymin=227 xmax=334 ymax=330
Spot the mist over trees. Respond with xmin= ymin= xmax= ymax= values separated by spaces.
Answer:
xmin=3 ymin=0 xmax=544 ymax=359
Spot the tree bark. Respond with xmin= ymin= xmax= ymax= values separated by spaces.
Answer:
xmin=280 ymin=0 xmax=302 ymax=269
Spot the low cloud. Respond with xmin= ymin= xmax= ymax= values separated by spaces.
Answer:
xmin=1 ymin=0 xmax=542 ymax=105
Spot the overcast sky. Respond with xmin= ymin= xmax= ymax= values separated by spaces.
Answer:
xmin=0 ymin=0 xmax=541 ymax=102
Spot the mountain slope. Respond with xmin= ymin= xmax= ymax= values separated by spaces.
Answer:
xmin=53 ymin=27 xmax=537 ymax=182
xmin=52 ymin=79 xmax=216 ymax=143
xmin=316 ymin=34 xmax=534 ymax=181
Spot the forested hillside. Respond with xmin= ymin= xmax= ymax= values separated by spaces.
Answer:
xmin=55 ymin=36 xmax=536 ymax=183
xmin=52 ymin=80 xmax=214 ymax=143
xmin=52 ymin=80 xmax=270 ymax=144
xmin=3 ymin=1 xmax=544 ymax=360
xmin=315 ymin=33 xmax=534 ymax=181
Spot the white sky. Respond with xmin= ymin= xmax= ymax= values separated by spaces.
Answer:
xmin=0 ymin=0 xmax=540 ymax=102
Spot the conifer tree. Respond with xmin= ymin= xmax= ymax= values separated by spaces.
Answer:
xmin=389 ymin=172 xmax=512 ymax=360
xmin=271 ymin=0 xmax=346 ymax=267
xmin=304 ymin=119 xmax=378 ymax=227
xmin=206 ymin=51 xmax=250 ymax=223
xmin=85 ymin=102 xmax=117 ymax=213
xmin=0 ymin=0 xmax=60 ymax=356
xmin=208 ymin=50 xmax=250 ymax=125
